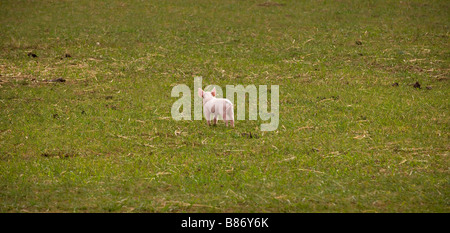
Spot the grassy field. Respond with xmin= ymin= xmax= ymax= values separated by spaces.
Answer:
xmin=0 ymin=0 xmax=448 ymax=212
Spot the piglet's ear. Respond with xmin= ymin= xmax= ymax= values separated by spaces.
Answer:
xmin=211 ymin=87 xmax=216 ymax=97
xmin=198 ymin=88 xmax=203 ymax=98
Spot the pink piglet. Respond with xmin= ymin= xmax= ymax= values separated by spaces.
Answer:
xmin=198 ymin=87 xmax=234 ymax=127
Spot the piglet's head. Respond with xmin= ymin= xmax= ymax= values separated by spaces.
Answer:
xmin=198 ymin=87 xmax=216 ymax=105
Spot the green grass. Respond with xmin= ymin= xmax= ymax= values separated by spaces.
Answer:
xmin=0 ymin=0 xmax=449 ymax=212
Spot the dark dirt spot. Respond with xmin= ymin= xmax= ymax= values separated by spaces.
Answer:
xmin=316 ymin=96 xmax=326 ymax=101
xmin=81 ymin=110 xmax=86 ymax=114
xmin=241 ymin=132 xmax=259 ymax=139
xmin=355 ymin=40 xmax=362 ymax=45
xmin=44 ymin=78 xmax=66 ymax=83
xmin=105 ymin=96 xmax=113 ymax=100
xmin=392 ymin=82 xmax=399 ymax=87
xmin=27 ymin=52 xmax=37 ymax=58
xmin=50 ymin=78 xmax=66 ymax=83
xmin=52 ymin=113 xmax=59 ymax=119
xmin=64 ymin=53 xmax=71 ymax=58
xmin=41 ymin=152 xmax=76 ymax=158
xmin=105 ymin=104 xmax=117 ymax=110
xmin=413 ymin=81 xmax=421 ymax=89
xmin=358 ymin=53 xmax=364 ymax=56
xmin=311 ymin=148 xmax=320 ymax=152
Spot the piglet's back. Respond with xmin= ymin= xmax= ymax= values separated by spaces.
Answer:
xmin=208 ymin=98 xmax=232 ymax=114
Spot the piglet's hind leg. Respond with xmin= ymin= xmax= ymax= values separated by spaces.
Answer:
xmin=204 ymin=111 xmax=211 ymax=126
xmin=223 ymin=103 xmax=228 ymax=127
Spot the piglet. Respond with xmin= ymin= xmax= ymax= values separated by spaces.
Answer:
xmin=198 ymin=87 xmax=234 ymax=127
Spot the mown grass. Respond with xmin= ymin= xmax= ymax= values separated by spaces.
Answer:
xmin=0 ymin=0 xmax=449 ymax=212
